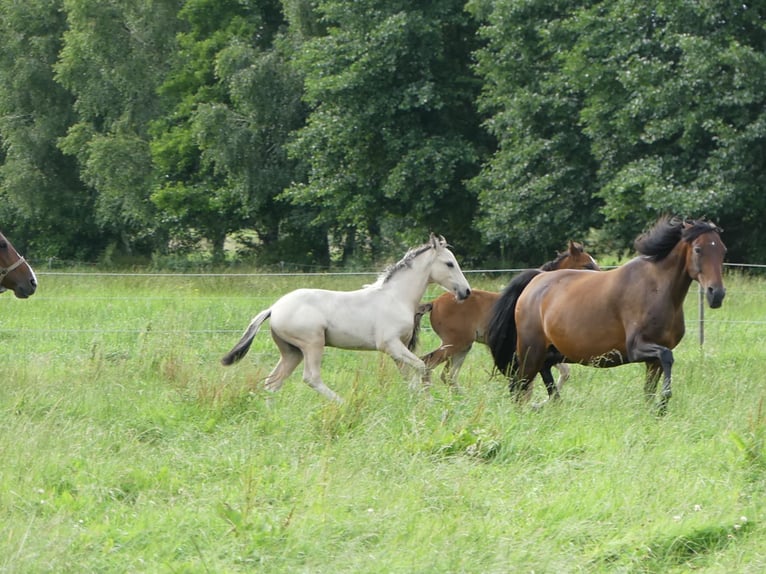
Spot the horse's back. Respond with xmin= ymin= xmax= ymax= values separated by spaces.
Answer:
xmin=269 ymin=287 xmax=365 ymax=328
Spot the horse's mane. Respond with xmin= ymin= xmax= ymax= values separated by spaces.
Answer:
xmin=372 ymin=242 xmax=434 ymax=286
xmin=634 ymin=216 xmax=721 ymax=262
xmin=539 ymin=243 xmax=583 ymax=271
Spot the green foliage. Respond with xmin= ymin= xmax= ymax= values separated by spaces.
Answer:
xmin=731 ymin=398 xmax=766 ymax=471
xmin=150 ymin=0 xmax=307 ymax=264
xmin=563 ymin=0 xmax=766 ymax=253
xmin=1 ymin=0 xmax=766 ymax=266
xmin=54 ymin=0 xmax=182 ymax=256
xmin=472 ymin=0 xmax=766 ymax=262
xmin=0 ymin=0 xmax=102 ymax=258
xmin=469 ymin=0 xmax=602 ymax=265
xmin=287 ymin=0 xmax=486 ymax=262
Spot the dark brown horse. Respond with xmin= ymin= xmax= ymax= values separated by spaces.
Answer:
xmin=0 ymin=231 xmax=37 ymax=298
xmin=487 ymin=217 xmax=726 ymax=413
xmin=414 ymin=242 xmax=599 ymax=387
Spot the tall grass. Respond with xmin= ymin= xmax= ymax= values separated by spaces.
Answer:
xmin=0 ymin=270 xmax=764 ymax=572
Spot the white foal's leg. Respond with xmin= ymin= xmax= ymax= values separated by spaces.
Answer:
xmin=554 ymin=363 xmax=570 ymax=391
xmin=383 ymin=339 xmax=428 ymax=388
xmin=264 ymin=335 xmax=303 ymax=393
xmin=301 ymin=343 xmax=343 ymax=403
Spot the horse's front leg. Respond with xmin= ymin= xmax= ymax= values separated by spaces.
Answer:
xmin=628 ymin=338 xmax=674 ymax=414
xmin=383 ymin=339 xmax=429 ymax=389
xmin=656 ymin=348 xmax=674 ymax=414
xmin=643 ymin=360 xmax=662 ymax=403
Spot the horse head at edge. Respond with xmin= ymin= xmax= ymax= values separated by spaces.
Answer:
xmin=683 ymin=219 xmax=726 ymax=308
xmin=0 ymin=232 xmax=37 ymax=299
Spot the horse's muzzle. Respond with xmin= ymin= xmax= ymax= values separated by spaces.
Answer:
xmin=707 ymin=286 xmax=725 ymax=308
xmin=455 ymin=287 xmax=471 ymax=301
xmin=13 ymin=279 xmax=37 ymax=299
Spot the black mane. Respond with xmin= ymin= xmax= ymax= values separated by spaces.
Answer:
xmin=634 ymin=216 xmax=721 ymax=262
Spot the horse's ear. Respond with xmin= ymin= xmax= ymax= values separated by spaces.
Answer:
xmin=569 ymin=240 xmax=583 ymax=254
xmin=429 ymin=233 xmax=445 ymax=249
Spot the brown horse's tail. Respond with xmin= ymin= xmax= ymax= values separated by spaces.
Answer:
xmin=487 ymin=269 xmax=542 ymax=376
xmin=221 ymin=309 xmax=271 ymax=366
xmin=409 ymin=302 xmax=433 ymax=351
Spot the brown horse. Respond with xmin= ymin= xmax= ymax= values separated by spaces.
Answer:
xmin=0 ymin=231 xmax=37 ymax=299
xmin=415 ymin=241 xmax=599 ymax=387
xmin=487 ymin=217 xmax=726 ymax=413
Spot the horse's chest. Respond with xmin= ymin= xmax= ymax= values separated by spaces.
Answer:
xmin=644 ymin=304 xmax=685 ymax=348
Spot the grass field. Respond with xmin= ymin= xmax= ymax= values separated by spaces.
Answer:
xmin=1 ymin=268 xmax=765 ymax=573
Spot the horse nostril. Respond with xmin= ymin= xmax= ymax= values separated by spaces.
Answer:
xmin=707 ymin=286 xmax=726 ymax=308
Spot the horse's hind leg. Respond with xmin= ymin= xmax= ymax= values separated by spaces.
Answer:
xmin=541 ymin=363 xmax=561 ymax=401
xmin=301 ymin=343 xmax=343 ymax=403
xmin=554 ymin=363 xmax=570 ymax=391
xmin=421 ymin=345 xmax=449 ymax=386
xmin=264 ymin=334 xmax=303 ymax=393
xmin=510 ymin=342 xmax=547 ymax=404
xmin=445 ymin=346 xmax=470 ymax=388
xmin=527 ymin=366 xmax=558 ymax=409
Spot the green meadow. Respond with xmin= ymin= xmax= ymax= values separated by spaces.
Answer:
xmin=1 ymin=269 xmax=765 ymax=573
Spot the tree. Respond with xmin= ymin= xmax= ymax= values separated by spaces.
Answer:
xmin=561 ymin=0 xmax=766 ymax=260
xmin=0 ymin=0 xmax=101 ymax=258
xmin=472 ymin=0 xmax=766 ymax=262
xmin=469 ymin=0 xmax=603 ymax=266
xmin=150 ymin=0 xmax=312 ymax=265
xmin=55 ymin=0 xmax=182 ymax=256
xmin=286 ymin=0 xmax=488 ymax=264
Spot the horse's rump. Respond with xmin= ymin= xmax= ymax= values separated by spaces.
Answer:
xmin=486 ymin=269 xmax=543 ymax=375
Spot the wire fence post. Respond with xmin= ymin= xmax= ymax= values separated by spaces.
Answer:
xmin=698 ymin=283 xmax=705 ymax=346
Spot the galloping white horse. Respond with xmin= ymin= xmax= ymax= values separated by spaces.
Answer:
xmin=222 ymin=233 xmax=471 ymax=402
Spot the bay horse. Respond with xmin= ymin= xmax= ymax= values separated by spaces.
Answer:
xmin=0 ymin=230 xmax=37 ymax=299
xmin=221 ymin=234 xmax=471 ymax=402
xmin=487 ymin=216 xmax=726 ymax=413
xmin=414 ymin=241 xmax=599 ymax=387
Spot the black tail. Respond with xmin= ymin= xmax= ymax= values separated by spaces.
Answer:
xmin=221 ymin=309 xmax=271 ymax=366
xmin=409 ymin=302 xmax=433 ymax=351
xmin=487 ymin=269 xmax=542 ymax=376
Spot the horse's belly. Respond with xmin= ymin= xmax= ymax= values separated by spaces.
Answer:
xmin=324 ymin=327 xmax=377 ymax=350
xmin=544 ymin=315 xmax=627 ymax=366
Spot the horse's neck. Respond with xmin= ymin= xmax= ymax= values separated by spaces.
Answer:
xmin=659 ymin=244 xmax=694 ymax=306
xmin=384 ymin=261 xmax=432 ymax=309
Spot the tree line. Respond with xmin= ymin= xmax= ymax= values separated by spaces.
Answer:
xmin=1 ymin=0 xmax=763 ymax=267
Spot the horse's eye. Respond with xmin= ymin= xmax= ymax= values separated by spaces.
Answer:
xmin=694 ymin=246 xmax=702 ymax=254
xmin=0 ymin=241 xmax=6 ymax=249
xmin=446 ymin=261 xmax=455 ymax=268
